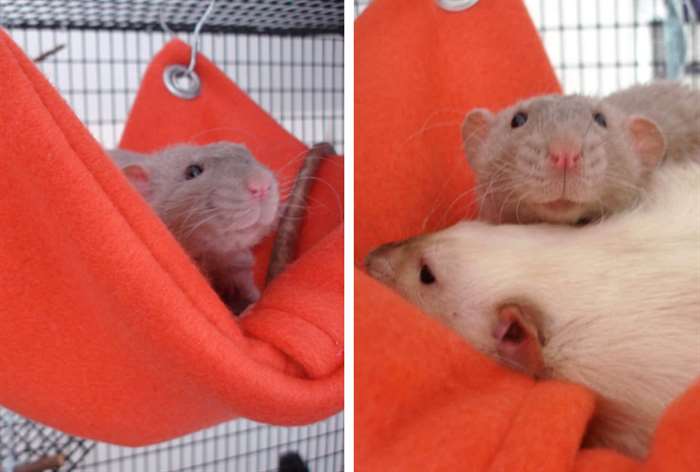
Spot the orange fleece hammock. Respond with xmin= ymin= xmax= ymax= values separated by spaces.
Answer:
xmin=355 ymin=0 xmax=700 ymax=470
xmin=0 ymin=32 xmax=343 ymax=445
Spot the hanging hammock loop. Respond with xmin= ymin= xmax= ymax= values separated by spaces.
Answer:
xmin=163 ymin=64 xmax=201 ymax=99
xmin=161 ymin=0 xmax=217 ymax=99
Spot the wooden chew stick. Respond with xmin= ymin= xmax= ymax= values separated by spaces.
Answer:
xmin=266 ymin=142 xmax=336 ymax=284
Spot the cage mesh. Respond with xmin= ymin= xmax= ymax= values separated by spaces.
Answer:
xmin=1 ymin=1 xmax=343 ymax=471
xmin=0 ymin=1 xmax=343 ymax=35
xmin=8 ymin=29 xmax=344 ymax=151
xmin=0 ymin=411 xmax=94 ymax=471
xmin=73 ymin=414 xmax=344 ymax=472
xmin=0 ymin=410 xmax=343 ymax=472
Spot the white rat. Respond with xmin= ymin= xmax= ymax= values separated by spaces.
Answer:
xmin=110 ymin=142 xmax=280 ymax=311
xmin=365 ymin=160 xmax=700 ymax=458
xmin=462 ymin=81 xmax=700 ymax=225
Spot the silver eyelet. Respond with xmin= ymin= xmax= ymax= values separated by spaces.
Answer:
xmin=437 ymin=0 xmax=479 ymax=12
xmin=163 ymin=64 xmax=201 ymax=100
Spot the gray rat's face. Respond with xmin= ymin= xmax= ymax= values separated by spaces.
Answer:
xmin=463 ymin=95 xmax=661 ymax=224
xmin=148 ymin=142 xmax=280 ymax=248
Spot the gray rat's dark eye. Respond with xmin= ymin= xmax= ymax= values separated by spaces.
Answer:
xmin=185 ymin=164 xmax=204 ymax=180
xmin=593 ymin=112 xmax=607 ymax=128
xmin=511 ymin=112 xmax=528 ymax=128
xmin=420 ymin=264 xmax=436 ymax=284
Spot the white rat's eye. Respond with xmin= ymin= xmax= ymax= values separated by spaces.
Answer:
xmin=593 ymin=112 xmax=607 ymax=128
xmin=511 ymin=111 xmax=528 ymax=128
xmin=185 ymin=164 xmax=204 ymax=180
xmin=420 ymin=264 xmax=436 ymax=284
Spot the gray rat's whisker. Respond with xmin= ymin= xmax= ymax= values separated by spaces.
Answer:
xmin=400 ymin=107 xmax=466 ymax=145
xmin=178 ymin=206 xmax=220 ymax=229
xmin=179 ymin=213 xmax=222 ymax=240
xmin=284 ymin=176 xmax=342 ymax=218
xmin=603 ymin=172 xmax=646 ymax=196
xmin=402 ymin=121 xmax=463 ymax=146
xmin=497 ymin=188 xmax=521 ymax=224
xmin=274 ymin=149 xmax=318 ymax=173
xmin=514 ymin=191 xmax=532 ymax=224
xmin=223 ymin=209 xmax=257 ymax=234
xmin=435 ymin=186 xmax=484 ymax=228
xmin=279 ymin=183 xmax=334 ymax=213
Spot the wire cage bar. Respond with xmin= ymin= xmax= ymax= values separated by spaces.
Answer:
xmin=527 ymin=0 xmax=700 ymax=92
xmin=0 ymin=412 xmax=344 ymax=472
xmin=6 ymin=28 xmax=344 ymax=151
xmin=0 ymin=1 xmax=344 ymax=35
xmin=0 ymin=1 xmax=343 ymax=471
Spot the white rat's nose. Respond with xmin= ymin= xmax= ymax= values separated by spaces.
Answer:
xmin=365 ymin=242 xmax=402 ymax=284
xmin=246 ymin=173 xmax=273 ymax=200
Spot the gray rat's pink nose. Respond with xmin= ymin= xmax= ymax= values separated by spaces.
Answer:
xmin=247 ymin=174 xmax=273 ymax=200
xmin=549 ymin=152 xmax=581 ymax=171
xmin=548 ymin=138 xmax=581 ymax=172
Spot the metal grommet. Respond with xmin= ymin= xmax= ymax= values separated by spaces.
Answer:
xmin=163 ymin=64 xmax=201 ymax=100
xmin=437 ymin=0 xmax=479 ymax=12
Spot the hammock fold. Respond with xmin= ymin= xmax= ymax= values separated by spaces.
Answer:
xmin=0 ymin=32 xmax=343 ymax=445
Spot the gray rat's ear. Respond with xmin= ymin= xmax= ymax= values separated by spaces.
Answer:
xmin=122 ymin=164 xmax=152 ymax=199
xmin=626 ymin=115 xmax=666 ymax=168
xmin=462 ymin=108 xmax=494 ymax=166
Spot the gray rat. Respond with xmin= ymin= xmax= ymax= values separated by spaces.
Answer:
xmin=605 ymin=81 xmax=700 ymax=164
xmin=462 ymin=81 xmax=699 ymax=225
xmin=110 ymin=141 xmax=279 ymax=311
xmin=365 ymin=159 xmax=700 ymax=458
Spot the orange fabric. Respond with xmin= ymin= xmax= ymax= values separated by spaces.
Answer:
xmin=0 ymin=32 xmax=342 ymax=445
xmin=354 ymin=1 xmax=700 ymax=471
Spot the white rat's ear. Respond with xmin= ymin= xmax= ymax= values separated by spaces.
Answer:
xmin=626 ymin=115 xmax=666 ymax=168
xmin=122 ymin=164 xmax=152 ymax=199
xmin=462 ymin=108 xmax=494 ymax=166
xmin=494 ymin=304 xmax=545 ymax=378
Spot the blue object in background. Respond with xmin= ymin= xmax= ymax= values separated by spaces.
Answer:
xmin=664 ymin=0 xmax=687 ymax=79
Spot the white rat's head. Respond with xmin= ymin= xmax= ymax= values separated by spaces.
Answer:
xmin=462 ymin=95 xmax=666 ymax=224
xmin=365 ymin=223 xmax=549 ymax=377
xmin=122 ymin=141 xmax=280 ymax=253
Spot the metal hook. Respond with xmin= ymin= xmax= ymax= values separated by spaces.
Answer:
xmin=185 ymin=0 xmax=217 ymax=75
xmin=159 ymin=0 xmax=177 ymax=40
xmin=161 ymin=0 xmax=217 ymax=100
